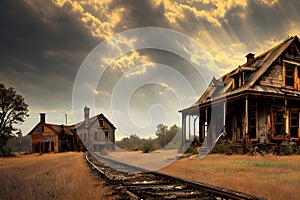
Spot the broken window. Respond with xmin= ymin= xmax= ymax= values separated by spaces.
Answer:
xmin=236 ymin=114 xmax=243 ymax=141
xmin=244 ymin=72 xmax=253 ymax=83
xmin=249 ymin=105 xmax=257 ymax=139
xmin=273 ymin=111 xmax=285 ymax=136
xmin=234 ymin=76 xmax=240 ymax=89
xmin=284 ymin=62 xmax=299 ymax=90
xmin=290 ymin=112 xmax=299 ymax=138
xmin=285 ymin=65 xmax=295 ymax=87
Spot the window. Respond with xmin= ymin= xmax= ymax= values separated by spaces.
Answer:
xmin=233 ymin=75 xmax=241 ymax=89
xmin=99 ymin=120 xmax=104 ymax=128
xmin=94 ymin=132 xmax=98 ymax=141
xmin=93 ymin=144 xmax=98 ymax=152
xmin=39 ymin=125 xmax=44 ymax=133
xmin=284 ymin=62 xmax=299 ymax=90
xmin=236 ymin=114 xmax=243 ymax=141
xmin=273 ymin=111 xmax=285 ymax=136
xmin=285 ymin=65 xmax=295 ymax=87
xmin=249 ymin=106 xmax=257 ymax=139
xmin=244 ymin=72 xmax=253 ymax=83
xmin=105 ymin=131 xmax=109 ymax=139
xmin=290 ymin=112 xmax=299 ymax=138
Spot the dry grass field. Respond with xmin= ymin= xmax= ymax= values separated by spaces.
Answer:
xmin=1 ymin=152 xmax=299 ymax=200
xmin=159 ymin=154 xmax=300 ymax=200
xmin=0 ymin=152 xmax=115 ymax=200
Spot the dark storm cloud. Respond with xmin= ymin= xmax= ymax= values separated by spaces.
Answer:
xmin=222 ymin=0 xmax=300 ymax=51
xmin=169 ymin=2 xmax=220 ymax=37
xmin=109 ymin=0 xmax=170 ymax=31
xmin=0 ymin=0 xmax=98 ymax=110
xmin=246 ymin=0 xmax=300 ymax=39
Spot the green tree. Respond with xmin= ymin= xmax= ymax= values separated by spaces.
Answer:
xmin=0 ymin=83 xmax=29 ymax=156
xmin=155 ymin=124 xmax=181 ymax=148
xmin=155 ymin=124 xmax=168 ymax=147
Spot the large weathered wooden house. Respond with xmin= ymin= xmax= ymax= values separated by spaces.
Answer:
xmin=28 ymin=107 xmax=116 ymax=153
xmin=180 ymin=36 xmax=300 ymax=150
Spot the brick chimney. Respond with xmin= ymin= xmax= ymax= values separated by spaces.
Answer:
xmin=84 ymin=106 xmax=90 ymax=125
xmin=246 ymin=53 xmax=255 ymax=63
xmin=40 ymin=113 xmax=46 ymax=123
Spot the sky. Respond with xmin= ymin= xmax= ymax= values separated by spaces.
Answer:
xmin=1 ymin=0 xmax=300 ymax=140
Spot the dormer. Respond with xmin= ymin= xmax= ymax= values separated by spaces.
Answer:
xmin=282 ymin=39 xmax=300 ymax=90
xmin=283 ymin=59 xmax=300 ymax=90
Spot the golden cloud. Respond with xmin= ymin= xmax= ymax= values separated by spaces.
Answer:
xmin=256 ymin=0 xmax=279 ymax=7
xmin=52 ymin=0 xmax=123 ymax=39
xmin=107 ymin=50 xmax=154 ymax=78
xmin=159 ymin=0 xmax=247 ymax=28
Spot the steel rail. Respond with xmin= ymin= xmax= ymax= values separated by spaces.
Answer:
xmin=85 ymin=153 xmax=267 ymax=200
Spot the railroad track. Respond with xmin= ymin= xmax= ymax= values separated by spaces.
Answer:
xmin=86 ymin=153 xmax=267 ymax=200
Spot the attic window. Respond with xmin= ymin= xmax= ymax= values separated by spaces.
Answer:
xmin=39 ymin=125 xmax=44 ymax=133
xmin=99 ymin=120 xmax=104 ymax=128
xmin=232 ymin=75 xmax=242 ymax=89
xmin=283 ymin=62 xmax=299 ymax=90
xmin=244 ymin=72 xmax=252 ymax=83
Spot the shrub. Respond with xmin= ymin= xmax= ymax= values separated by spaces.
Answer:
xmin=184 ymin=146 xmax=198 ymax=155
xmin=225 ymin=148 xmax=233 ymax=155
xmin=211 ymin=143 xmax=228 ymax=154
xmin=141 ymin=141 xmax=156 ymax=153
xmin=280 ymin=145 xmax=294 ymax=155
xmin=211 ymin=141 xmax=232 ymax=155
xmin=0 ymin=146 xmax=14 ymax=157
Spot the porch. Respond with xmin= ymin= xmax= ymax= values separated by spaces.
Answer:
xmin=180 ymin=94 xmax=300 ymax=149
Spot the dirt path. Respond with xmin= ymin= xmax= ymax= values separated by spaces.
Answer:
xmin=0 ymin=152 xmax=115 ymax=200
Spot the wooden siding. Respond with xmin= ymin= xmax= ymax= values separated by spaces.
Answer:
xmin=258 ymin=62 xmax=283 ymax=87
xmin=31 ymin=124 xmax=54 ymax=135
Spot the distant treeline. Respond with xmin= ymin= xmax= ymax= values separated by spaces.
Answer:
xmin=4 ymin=135 xmax=30 ymax=154
xmin=116 ymin=124 xmax=182 ymax=153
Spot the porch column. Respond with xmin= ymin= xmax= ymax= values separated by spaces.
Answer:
xmin=199 ymin=111 xmax=201 ymax=141
xmin=245 ymin=96 xmax=249 ymax=147
xmin=188 ymin=115 xmax=191 ymax=141
xmin=285 ymin=99 xmax=289 ymax=135
xmin=223 ymin=102 xmax=226 ymax=133
xmin=205 ymin=108 xmax=208 ymax=142
xmin=182 ymin=114 xmax=186 ymax=142
xmin=193 ymin=116 xmax=198 ymax=141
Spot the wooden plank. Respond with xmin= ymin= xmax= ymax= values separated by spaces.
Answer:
xmin=283 ymin=59 xmax=300 ymax=66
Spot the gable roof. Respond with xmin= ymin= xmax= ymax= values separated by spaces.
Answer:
xmin=75 ymin=113 xmax=116 ymax=130
xmin=193 ymin=35 xmax=300 ymax=106
xmin=27 ymin=122 xmax=75 ymax=136
xmin=27 ymin=113 xmax=116 ymax=136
